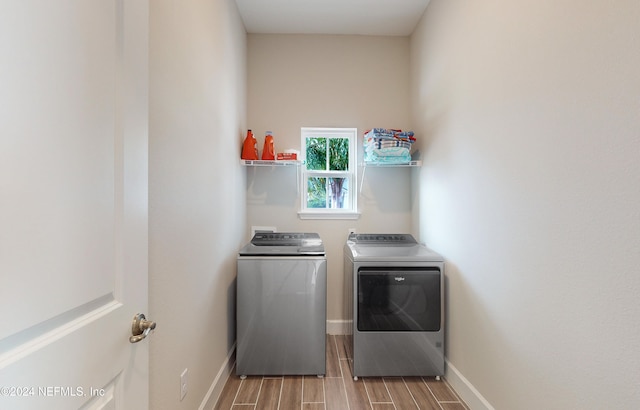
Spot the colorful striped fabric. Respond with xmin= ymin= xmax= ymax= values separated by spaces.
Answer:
xmin=363 ymin=128 xmax=416 ymax=163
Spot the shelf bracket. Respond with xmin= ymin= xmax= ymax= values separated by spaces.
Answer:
xmin=359 ymin=165 xmax=367 ymax=193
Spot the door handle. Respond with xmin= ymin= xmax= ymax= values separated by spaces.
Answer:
xmin=129 ymin=313 xmax=156 ymax=343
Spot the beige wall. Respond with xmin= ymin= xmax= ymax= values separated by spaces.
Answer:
xmin=411 ymin=1 xmax=640 ymax=409
xmin=149 ymin=0 xmax=246 ymax=408
xmin=147 ymin=1 xmax=640 ymax=408
xmin=246 ymin=34 xmax=416 ymax=324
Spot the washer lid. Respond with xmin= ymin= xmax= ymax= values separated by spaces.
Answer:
xmin=345 ymin=233 xmax=443 ymax=262
xmin=239 ymin=232 xmax=325 ymax=256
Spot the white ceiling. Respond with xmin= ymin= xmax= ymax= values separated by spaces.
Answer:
xmin=234 ymin=0 xmax=431 ymax=36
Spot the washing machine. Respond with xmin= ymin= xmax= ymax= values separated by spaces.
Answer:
xmin=344 ymin=233 xmax=444 ymax=380
xmin=237 ymin=232 xmax=326 ymax=377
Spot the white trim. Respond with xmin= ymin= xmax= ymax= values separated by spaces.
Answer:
xmin=203 ymin=322 xmax=348 ymax=409
xmin=198 ymin=342 xmax=236 ymax=410
xmin=326 ymin=320 xmax=350 ymax=335
xmin=298 ymin=210 xmax=360 ymax=220
xmin=300 ymin=127 xmax=358 ymax=216
xmin=445 ymin=359 xmax=495 ymax=410
xmin=205 ymin=333 xmax=496 ymax=410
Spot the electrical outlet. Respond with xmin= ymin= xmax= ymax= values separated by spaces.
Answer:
xmin=251 ymin=226 xmax=277 ymax=237
xmin=180 ymin=368 xmax=188 ymax=401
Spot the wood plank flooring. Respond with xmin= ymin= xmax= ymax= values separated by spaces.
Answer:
xmin=214 ymin=335 xmax=469 ymax=410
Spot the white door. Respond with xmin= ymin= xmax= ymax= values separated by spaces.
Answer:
xmin=0 ymin=1 xmax=150 ymax=409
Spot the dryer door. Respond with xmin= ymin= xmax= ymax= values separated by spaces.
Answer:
xmin=357 ymin=267 xmax=441 ymax=331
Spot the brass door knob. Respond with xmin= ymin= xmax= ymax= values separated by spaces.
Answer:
xmin=129 ymin=313 xmax=156 ymax=343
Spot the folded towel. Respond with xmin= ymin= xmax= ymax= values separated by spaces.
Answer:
xmin=365 ymin=139 xmax=413 ymax=151
xmin=364 ymin=128 xmax=416 ymax=142
xmin=364 ymin=148 xmax=412 ymax=163
xmin=363 ymin=128 xmax=415 ymax=164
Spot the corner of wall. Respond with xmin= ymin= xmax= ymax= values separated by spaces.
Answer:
xmin=445 ymin=359 xmax=495 ymax=410
xmin=198 ymin=343 xmax=237 ymax=410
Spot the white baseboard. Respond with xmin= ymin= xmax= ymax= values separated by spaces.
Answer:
xmin=201 ymin=320 xmax=345 ymax=409
xmin=326 ymin=320 xmax=349 ymax=335
xmin=203 ymin=332 xmax=491 ymax=410
xmin=445 ymin=359 xmax=495 ymax=410
xmin=198 ymin=343 xmax=236 ymax=410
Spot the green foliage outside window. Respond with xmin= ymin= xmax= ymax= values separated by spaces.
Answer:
xmin=305 ymin=137 xmax=350 ymax=209
xmin=307 ymin=177 xmax=326 ymax=208
xmin=306 ymin=138 xmax=326 ymax=171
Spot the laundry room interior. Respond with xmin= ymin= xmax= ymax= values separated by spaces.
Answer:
xmin=148 ymin=1 xmax=639 ymax=410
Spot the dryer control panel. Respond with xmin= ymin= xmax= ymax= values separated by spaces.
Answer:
xmin=348 ymin=233 xmax=417 ymax=245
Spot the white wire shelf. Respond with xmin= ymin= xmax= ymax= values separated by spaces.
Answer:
xmin=240 ymin=159 xmax=303 ymax=166
xmin=361 ymin=160 xmax=422 ymax=167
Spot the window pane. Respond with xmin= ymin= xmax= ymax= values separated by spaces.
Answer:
xmin=300 ymin=127 xmax=357 ymax=216
xmin=306 ymin=138 xmax=326 ymax=170
xmin=307 ymin=177 xmax=326 ymax=208
xmin=327 ymin=177 xmax=349 ymax=209
xmin=329 ymin=138 xmax=349 ymax=171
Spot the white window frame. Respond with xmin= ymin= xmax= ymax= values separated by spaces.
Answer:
xmin=298 ymin=127 xmax=359 ymax=220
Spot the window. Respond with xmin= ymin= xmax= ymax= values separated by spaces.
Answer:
xmin=299 ymin=127 xmax=358 ymax=219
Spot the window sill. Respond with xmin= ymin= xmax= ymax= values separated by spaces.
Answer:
xmin=298 ymin=210 xmax=361 ymax=220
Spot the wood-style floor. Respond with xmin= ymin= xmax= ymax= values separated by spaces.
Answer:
xmin=214 ymin=335 xmax=468 ymax=410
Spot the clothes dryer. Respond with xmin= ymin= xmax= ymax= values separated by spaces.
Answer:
xmin=344 ymin=233 xmax=444 ymax=380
